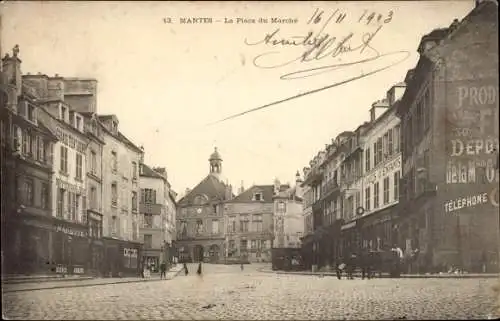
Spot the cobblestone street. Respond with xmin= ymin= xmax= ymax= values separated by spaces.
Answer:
xmin=3 ymin=264 xmax=499 ymax=320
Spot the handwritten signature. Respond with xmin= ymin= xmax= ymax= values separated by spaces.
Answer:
xmin=209 ymin=8 xmax=411 ymax=125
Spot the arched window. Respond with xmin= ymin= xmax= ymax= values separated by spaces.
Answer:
xmin=193 ymin=194 xmax=207 ymax=205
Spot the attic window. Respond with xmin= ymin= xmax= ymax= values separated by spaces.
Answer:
xmin=253 ymin=193 xmax=263 ymax=201
xmin=112 ymin=121 xmax=118 ymax=132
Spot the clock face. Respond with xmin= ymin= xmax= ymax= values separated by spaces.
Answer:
xmin=196 ymin=208 xmax=202 ymax=214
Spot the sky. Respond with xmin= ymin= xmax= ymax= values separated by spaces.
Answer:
xmin=2 ymin=1 xmax=475 ymax=197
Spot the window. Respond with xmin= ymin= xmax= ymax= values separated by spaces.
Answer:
xmin=228 ymin=216 xmax=236 ymax=233
xmin=211 ymin=219 xmax=219 ymax=234
xmin=60 ymin=146 xmax=68 ymax=173
xmin=376 ymin=138 xmax=383 ymax=166
xmin=374 ymin=182 xmax=380 ymax=209
xmin=90 ymin=150 xmax=97 ymax=174
xmin=75 ymin=116 xmax=82 ymax=131
xmin=111 ymin=151 xmax=117 ymax=172
xmin=24 ymin=178 xmax=34 ymax=206
xmin=373 ymin=142 xmax=378 ymax=166
xmin=365 ymin=147 xmax=371 ymax=172
xmin=75 ymin=194 xmax=81 ymax=222
xmin=251 ymin=240 xmax=257 ymax=249
xmin=67 ymin=192 xmax=73 ymax=220
xmin=180 ymin=220 xmax=187 ymax=237
xmin=394 ymin=125 xmax=401 ymax=153
xmin=383 ymin=132 xmax=389 ymax=160
xmin=144 ymin=234 xmax=152 ymax=249
xmin=383 ymin=177 xmax=390 ymax=205
xmin=30 ymin=134 xmax=37 ymax=159
xmin=38 ymin=137 xmax=45 ymax=162
xmin=41 ymin=183 xmax=49 ymax=209
xmin=144 ymin=214 xmax=153 ymax=228
xmin=355 ymin=191 xmax=361 ymax=211
xmin=132 ymin=162 xmax=137 ymax=180
xmin=240 ymin=240 xmax=248 ymax=252
xmin=196 ymin=220 xmax=203 ymax=234
xmin=76 ymin=153 xmax=83 ymax=180
xmin=90 ymin=187 xmax=97 ymax=210
xmin=388 ymin=128 xmax=394 ymax=156
xmin=141 ymin=188 xmax=156 ymax=204
xmin=111 ymin=217 xmax=118 ymax=236
xmin=22 ymin=129 xmax=30 ymax=155
xmin=132 ymin=221 xmax=137 ymax=240
xmin=424 ymin=89 xmax=431 ymax=132
xmin=131 ymin=192 xmax=138 ymax=211
xmin=13 ymin=125 xmax=21 ymax=151
xmin=253 ymin=193 xmax=262 ymax=201
xmin=212 ymin=204 xmax=217 ymax=214
xmin=27 ymin=103 xmax=35 ymax=122
xmin=394 ymin=172 xmax=400 ymax=202
xmin=57 ymin=188 xmax=65 ymax=218
xmin=111 ymin=183 xmax=118 ymax=206
xmin=240 ymin=215 xmax=249 ymax=232
xmin=252 ymin=214 xmax=263 ymax=232
xmin=277 ymin=201 xmax=286 ymax=212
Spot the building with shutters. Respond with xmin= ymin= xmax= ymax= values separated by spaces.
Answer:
xmin=139 ymin=162 xmax=177 ymax=271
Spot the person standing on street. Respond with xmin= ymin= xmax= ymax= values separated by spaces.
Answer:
xmin=183 ymin=262 xmax=189 ymax=276
xmin=240 ymin=263 xmax=244 ymax=271
xmin=197 ymin=262 xmax=202 ymax=276
xmin=160 ymin=261 xmax=167 ymax=279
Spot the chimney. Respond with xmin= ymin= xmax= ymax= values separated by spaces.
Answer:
xmin=238 ymin=180 xmax=245 ymax=195
xmin=139 ymin=146 xmax=145 ymax=164
xmin=2 ymin=45 xmax=22 ymax=96
xmin=369 ymin=99 xmax=390 ymax=122
xmin=185 ymin=188 xmax=191 ymax=196
xmin=225 ymin=184 xmax=233 ymax=200
xmin=273 ymin=178 xmax=281 ymax=195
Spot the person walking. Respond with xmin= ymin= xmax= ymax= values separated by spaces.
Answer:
xmin=183 ymin=262 xmax=189 ymax=276
xmin=240 ymin=263 xmax=244 ymax=271
xmin=160 ymin=261 xmax=167 ymax=279
xmin=197 ymin=262 xmax=202 ymax=276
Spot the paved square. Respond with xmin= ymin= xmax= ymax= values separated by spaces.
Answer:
xmin=2 ymin=264 xmax=499 ymax=320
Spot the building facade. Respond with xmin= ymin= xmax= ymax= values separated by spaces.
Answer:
xmin=225 ymin=185 xmax=275 ymax=262
xmin=99 ymin=114 xmax=143 ymax=276
xmin=1 ymin=48 xmax=58 ymax=275
xmin=397 ymin=1 xmax=499 ymax=273
xmin=272 ymin=174 xmax=304 ymax=249
xmin=139 ymin=163 xmax=176 ymax=270
xmin=176 ymin=148 xmax=230 ymax=263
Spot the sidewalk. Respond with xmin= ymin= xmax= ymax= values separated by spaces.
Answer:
xmin=2 ymin=274 xmax=93 ymax=284
xmin=256 ymin=267 xmax=500 ymax=279
xmin=2 ymin=265 xmax=184 ymax=293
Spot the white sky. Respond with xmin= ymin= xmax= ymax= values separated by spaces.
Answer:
xmin=2 ymin=1 xmax=475 ymax=195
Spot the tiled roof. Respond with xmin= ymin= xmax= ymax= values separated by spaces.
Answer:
xmin=178 ymin=174 xmax=228 ymax=206
xmin=140 ymin=163 xmax=165 ymax=180
xmin=227 ymin=185 xmax=274 ymax=203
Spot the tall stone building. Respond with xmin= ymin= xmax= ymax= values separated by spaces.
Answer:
xmin=397 ymin=0 xmax=499 ymax=273
xmin=139 ymin=162 xmax=177 ymax=270
xmin=1 ymin=47 xmax=59 ymax=275
xmin=98 ymin=114 xmax=143 ymax=276
xmin=224 ymin=184 xmax=275 ymax=262
xmin=176 ymin=148 xmax=232 ymax=263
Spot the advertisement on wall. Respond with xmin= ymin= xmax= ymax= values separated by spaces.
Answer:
xmin=444 ymin=79 xmax=499 ymax=213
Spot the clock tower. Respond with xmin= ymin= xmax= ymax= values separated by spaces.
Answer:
xmin=209 ymin=147 xmax=223 ymax=178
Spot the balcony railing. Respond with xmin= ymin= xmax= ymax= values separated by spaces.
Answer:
xmin=303 ymin=167 xmax=324 ymax=186
xmin=321 ymin=179 xmax=340 ymax=199
xmin=139 ymin=203 xmax=162 ymax=215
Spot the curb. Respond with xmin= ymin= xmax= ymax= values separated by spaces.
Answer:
xmin=2 ymin=276 xmax=95 ymax=285
xmin=256 ymin=268 xmax=500 ymax=279
xmin=3 ymin=267 xmax=185 ymax=293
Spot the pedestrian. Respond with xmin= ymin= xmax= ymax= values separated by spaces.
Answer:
xmin=183 ymin=262 xmax=189 ymax=276
xmin=197 ymin=262 xmax=202 ymax=276
xmin=160 ymin=261 xmax=167 ymax=279
xmin=240 ymin=263 xmax=244 ymax=271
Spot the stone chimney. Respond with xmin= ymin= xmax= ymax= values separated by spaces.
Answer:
xmin=139 ymin=146 xmax=145 ymax=164
xmin=238 ymin=180 xmax=245 ymax=195
xmin=185 ymin=188 xmax=191 ymax=196
xmin=225 ymin=184 xmax=233 ymax=200
xmin=2 ymin=45 xmax=22 ymax=97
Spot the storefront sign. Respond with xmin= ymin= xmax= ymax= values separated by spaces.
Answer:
xmin=446 ymin=157 xmax=499 ymax=184
xmin=54 ymin=224 xmax=88 ymax=238
xmin=55 ymin=126 xmax=86 ymax=153
xmin=443 ymin=192 xmax=489 ymax=213
xmin=73 ymin=266 xmax=85 ymax=274
xmin=365 ymin=156 xmax=401 ymax=185
xmin=56 ymin=179 xmax=86 ymax=195
xmin=341 ymin=221 xmax=356 ymax=231
xmin=124 ymin=248 xmax=138 ymax=258
xmin=56 ymin=265 xmax=68 ymax=274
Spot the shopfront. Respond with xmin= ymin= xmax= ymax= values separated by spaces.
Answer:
xmin=359 ymin=205 xmax=398 ymax=252
xmin=102 ymin=237 xmax=142 ymax=277
xmin=340 ymin=219 xmax=362 ymax=257
xmin=3 ymin=212 xmax=53 ymax=275
xmin=52 ymin=219 xmax=89 ymax=275
xmin=87 ymin=211 xmax=104 ymax=276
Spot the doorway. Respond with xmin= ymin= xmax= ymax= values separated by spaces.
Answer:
xmin=193 ymin=245 xmax=204 ymax=262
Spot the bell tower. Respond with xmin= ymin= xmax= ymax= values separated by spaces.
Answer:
xmin=209 ymin=147 xmax=222 ymax=177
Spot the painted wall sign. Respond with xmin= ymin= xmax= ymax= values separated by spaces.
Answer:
xmin=55 ymin=127 xmax=86 ymax=153
xmin=123 ymin=248 xmax=138 ymax=258
xmin=56 ymin=179 xmax=86 ymax=195
xmin=54 ymin=224 xmax=88 ymax=238
xmin=365 ymin=156 xmax=401 ymax=185
xmin=443 ymin=192 xmax=489 ymax=213
xmin=446 ymin=158 xmax=499 ymax=184
xmin=88 ymin=212 xmax=102 ymax=221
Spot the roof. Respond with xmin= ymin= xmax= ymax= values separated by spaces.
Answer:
xmin=209 ymin=147 xmax=222 ymax=161
xmin=227 ymin=185 xmax=275 ymax=203
xmin=140 ymin=163 xmax=165 ymax=180
xmin=36 ymin=120 xmax=59 ymax=141
xmin=178 ymin=174 xmax=228 ymax=206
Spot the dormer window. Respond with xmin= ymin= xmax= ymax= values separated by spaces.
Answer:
xmin=60 ymin=105 xmax=68 ymax=122
xmin=112 ymin=121 xmax=118 ymax=133
xmin=18 ymin=101 xmax=37 ymax=124
xmin=75 ymin=115 xmax=82 ymax=132
xmin=253 ymin=192 xmax=263 ymax=201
